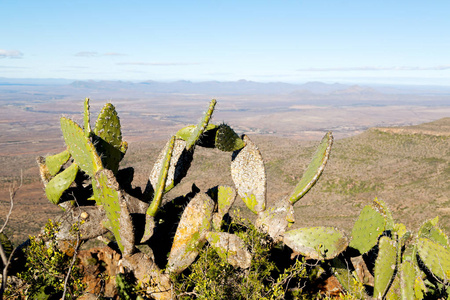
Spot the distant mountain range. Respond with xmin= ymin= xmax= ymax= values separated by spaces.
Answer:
xmin=1 ymin=78 xmax=450 ymax=106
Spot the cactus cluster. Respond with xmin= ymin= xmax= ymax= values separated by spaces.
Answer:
xmin=35 ymin=99 xmax=449 ymax=299
xmin=330 ymin=199 xmax=450 ymax=298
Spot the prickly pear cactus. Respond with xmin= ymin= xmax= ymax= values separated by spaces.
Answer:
xmin=93 ymin=102 xmax=126 ymax=174
xmin=288 ymin=131 xmax=333 ymax=204
xmin=94 ymin=169 xmax=135 ymax=255
xmin=399 ymin=260 xmax=416 ymax=300
xmin=231 ymin=135 xmax=266 ymax=214
xmin=44 ymin=150 xmax=71 ymax=176
xmin=185 ymin=99 xmax=216 ymax=150
xmin=60 ymin=117 xmax=103 ymax=177
xmin=44 ymin=163 xmax=78 ymax=205
xmin=373 ymin=236 xmax=397 ymax=299
xmin=167 ymin=192 xmax=215 ymax=274
xmin=349 ymin=204 xmax=386 ymax=254
xmin=418 ymin=216 xmax=449 ymax=247
xmin=256 ymin=198 xmax=294 ymax=242
xmin=83 ymin=98 xmax=91 ymax=137
xmin=416 ymin=238 xmax=450 ymax=281
xmin=147 ymin=137 xmax=192 ymax=197
xmin=208 ymin=185 xmax=237 ymax=231
xmin=141 ymin=136 xmax=175 ymax=243
xmin=283 ymin=226 xmax=348 ymax=260
xmin=215 ymin=123 xmax=246 ymax=152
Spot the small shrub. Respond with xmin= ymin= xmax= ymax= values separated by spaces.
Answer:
xmin=5 ymin=219 xmax=85 ymax=299
xmin=172 ymin=215 xmax=323 ymax=300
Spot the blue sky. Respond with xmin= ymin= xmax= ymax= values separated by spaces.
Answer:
xmin=1 ymin=1 xmax=449 ymax=85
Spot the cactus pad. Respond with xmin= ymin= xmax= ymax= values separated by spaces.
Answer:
xmin=206 ymin=232 xmax=252 ymax=269
xmin=83 ymin=98 xmax=91 ymax=137
xmin=283 ymin=226 xmax=348 ymax=260
xmin=93 ymin=102 xmax=125 ymax=173
xmin=176 ymin=124 xmax=217 ymax=141
xmin=215 ymin=123 xmax=246 ymax=152
xmin=373 ymin=236 xmax=397 ymax=299
xmin=148 ymin=137 xmax=192 ymax=197
xmin=256 ymin=198 xmax=294 ymax=242
xmin=185 ymin=99 xmax=216 ymax=150
xmin=167 ymin=192 xmax=215 ymax=274
xmin=60 ymin=117 xmax=103 ymax=177
xmin=418 ymin=217 xmax=449 ymax=248
xmin=231 ymin=135 xmax=266 ymax=214
xmin=45 ymin=163 xmax=78 ymax=205
xmin=288 ymin=131 xmax=333 ymax=204
xmin=373 ymin=198 xmax=395 ymax=231
xmin=349 ymin=205 xmax=386 ymax=254
xmin=45 ymin=150 xmax=71 ymax=176
xmin=399 ymin=260 xmax=415 ymax=300
xmin=417 ymin=238 xmax=450 ymax=281
xmin=208 ymin=185 xmax=237 ymax=231
xmin=94 ymin=169 xmax=125 ymax=253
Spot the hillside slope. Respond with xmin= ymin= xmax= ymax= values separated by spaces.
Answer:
xmin=0 ymin=118 xmax=449 ymax=243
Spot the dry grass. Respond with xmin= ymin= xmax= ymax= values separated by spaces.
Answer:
xmin=0 ymin=118 xmax=449 ymax=244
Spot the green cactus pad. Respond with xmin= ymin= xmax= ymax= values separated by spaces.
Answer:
xmin=256 ymin=198 xmax=294 ymax=242
xmin=148 ymin=137 xmax=192 ymax=196
xmin=83 ymin=98 xmax=91 ymax=137
xmin=208 ymin=185 xmax=237 ymax=231
xmin=167 ymin=192 xmax=215 ymax=274
xmin=205 ymin=232 xmax=252 ymax=269
xmin=175 ymin=124 xmax=217 ymax=141
xmin=45 ymin=163 xmax=78 ymax=205
xmin=93 ymin=102 xmax=125 ymax=173
xmin=417 ymin=238 xmax=450 ymax=281
xmin=418 ymin=217 xmax=449 ymax=248
xmin=60 ymin=117 xmax=103 ymax=177
xmin=399 ymin=260 xmax=416 ymax=300
xmin=146 ymin=136 xmax=175 ymax=217
xmin=413 ymin=276 xmax=426 ymax=300
xmin=94 ymin=102 xmax=123 ymax=148
xmin=372 ymin=198 xmax=395 ymax=231
xmin=230 ymin=135 xmax=266 ymax=214
xmin=384 ymin=274 xmax=401 ymax=300
xmin=283 ymin=227 xmax=348 ymax=260
xmin=349 ymin=205 xmax=386 ymax=254
xmin=94 ymin=169 xmax=125 ymax=253
xmin=185 ymin=99 xmax=216 ymax=150
xmin=373 ymin=236 xmax=397 ymax=299
xmin=215 ymin=123 xmax=246 ymax=152
xmin=288 ymin=131 xmax=333 ymax=204
xmin=142 ymin=136 xmax=175 ymax=243
xmin=45 ymin=150 xmax=71 ymax=176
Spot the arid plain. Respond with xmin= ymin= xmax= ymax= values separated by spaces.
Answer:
xmin=0 ymin=80 xmax=449 ymax=243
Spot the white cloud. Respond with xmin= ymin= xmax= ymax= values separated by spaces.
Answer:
xmin=297 ymin=65 xmax=450 ymax=72
xmin=75 ymin=51 xmax=126 ymax=57
xmin=74 ymin=51 xmax=99 ymax=57
xmin=0 ymin=49 xmax=23 ymax=59
xmin=0 ymin=65 xmax=28 ymax=69
xmin=117 ymin=62 xmax=200 ymax=66
xmin=103 ymin=52 xmax=126 ymax=56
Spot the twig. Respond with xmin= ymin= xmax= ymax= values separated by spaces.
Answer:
xmin=61 ymin=195 xmax=81 ymax=299
xmin=61 ymin=230 xmax=80 ymax=299
xmin=0 ymin=171 xmax=22 ymax=233
xmin=0 ymin=172 xmax=22 ymax=300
